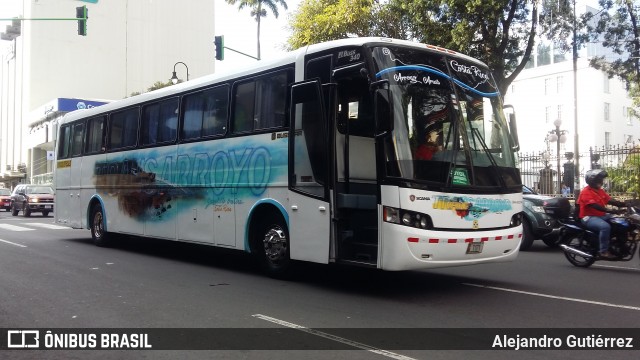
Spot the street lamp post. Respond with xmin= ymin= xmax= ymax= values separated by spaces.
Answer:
xmin=170 ymin=61 xmax=189 ymax=85
xmin=547 ymin=119 xmax=569 ymax=195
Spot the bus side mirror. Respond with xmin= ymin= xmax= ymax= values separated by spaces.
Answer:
xmin=375 ymin=88 xmax=392 ymax=137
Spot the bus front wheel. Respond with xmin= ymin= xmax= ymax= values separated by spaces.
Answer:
xmin=256 ymin=215 xmax=291 ymax=277
xmin=90 ymin=204 xmax=111 ymax=247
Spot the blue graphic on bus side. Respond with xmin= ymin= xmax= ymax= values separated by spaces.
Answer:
xmin=93 ymin=139 xmax=287 ymax=221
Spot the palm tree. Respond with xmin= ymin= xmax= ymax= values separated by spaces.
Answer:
xmin=226 ymin=0 xmax=288 ymax=60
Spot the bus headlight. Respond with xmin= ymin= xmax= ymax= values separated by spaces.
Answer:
xmin=383 ymin=207 xmax=400 ymax=223
xmin=384 ymin=207 xmax=433 ymax=230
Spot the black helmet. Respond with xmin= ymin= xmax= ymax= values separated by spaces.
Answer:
xmin=585 ymin=169 xmax=608 ymax=187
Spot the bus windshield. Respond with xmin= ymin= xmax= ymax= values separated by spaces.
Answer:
xmin=371 ymin=45 xmax=520 ymax=190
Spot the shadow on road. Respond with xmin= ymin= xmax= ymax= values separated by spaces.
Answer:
xmin=60 ymin=234 xmax=526 ymax=298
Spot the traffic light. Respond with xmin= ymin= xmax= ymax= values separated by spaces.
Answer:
xmin=76 ymin=6 xmax=88 ymax=36
xmin=214 ymin=35 xmax=224 ymax=61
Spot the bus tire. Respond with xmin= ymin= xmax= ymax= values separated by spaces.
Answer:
xmin=90 ymin=204 xmax=111 ymax=247
xmin=255 ymin=214 xmax=291 ymax=277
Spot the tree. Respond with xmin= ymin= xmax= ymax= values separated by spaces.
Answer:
xmin=128 ymin=80 xmax=173 ymax=98
xmin=287 ymin=0 xmax=376 ymax=48
xmin=226 ymin=0 xmax=288 ymax=60
xmin=288 ymin=1 xmax=579 ymax=94
xmin=588 ymin=0 xmax=640 ymax=112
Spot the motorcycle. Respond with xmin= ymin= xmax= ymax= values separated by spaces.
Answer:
xmin=557 ymin=204 xmax=640 ymax=267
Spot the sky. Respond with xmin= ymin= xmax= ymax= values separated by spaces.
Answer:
xmin=0 ymin=0 xmax=302 ymax=73
xmin=214 ymin=0 xmax=302 ymax=73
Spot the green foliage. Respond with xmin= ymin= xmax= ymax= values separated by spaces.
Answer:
xmin=147 ymin=80 xmax=174 ymax=92
xmin=588 ymin=0 xmax=640 ymax=112
xmin=287 ymin=0 xmax=375 ymax=49
xmin=606 ymin=152 xmax=640 ymax=195
xmin=126 ymin=80 xmax=173 ymax=98
xmin=287 ymin=0 xmax=580 ymax=94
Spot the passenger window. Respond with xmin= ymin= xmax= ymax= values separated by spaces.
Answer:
xmin=109 ymin=108 xmax=139 ymax=150
xmin=71 ymin=123 xmax=85 ymax=157
xmin=58 ymin=125 xmax=72 ymax=159
xmin=255 ymin=72 xmax=287 ymax=129
xmin=182 ymin=85 xmax=229 ymax=140
xmin=85 ymin=116 xmax=105 ymax=154
xmin=142 ymin=98 xmax=179 ymax=145
xmin=232 ymin=70 xmax=291 ymax=133
xmin=232 ymin=82 xmax=255 ymax=133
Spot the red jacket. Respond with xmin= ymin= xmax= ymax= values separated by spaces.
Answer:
xmin=577 ymin=186 xmax=610 ymax=218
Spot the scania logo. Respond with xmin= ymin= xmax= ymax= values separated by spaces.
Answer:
xmin=409 ymin=195 xmax=430 ymax=202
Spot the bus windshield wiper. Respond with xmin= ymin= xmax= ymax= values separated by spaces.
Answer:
xmin=470 ymin=126 xmax=506 ymax=188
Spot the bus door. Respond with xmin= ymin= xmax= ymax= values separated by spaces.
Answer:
xmin=288 ymin=80 xmax=331 ymax=264
xmin=332 ymin=65 xmax=379 ymax=266
xmin=64 ymin=122 xmax=85 ymax=228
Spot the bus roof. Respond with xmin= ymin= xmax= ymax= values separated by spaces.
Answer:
xmin=58 ymin=37 xmax=487 ymax=125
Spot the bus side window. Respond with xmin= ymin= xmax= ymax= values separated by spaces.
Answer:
xmin=71 ymin=122 xmax=85 ymax=157
xmin=255 ymin=72 xmax=287 ymax=129
xmin=232 ymin=81 xmax=255 ymax=133
xmin=142 ymin=98 xmax=178 ymax=145
xmin=109 ymin=107 xmax=139 ymax=150
xmin=232 ymin=69 xmax=290 ymax=133
xmin=183 ymin=85 xmax=229 ymax=140
xmin=58 ymin=125 xmax=72 ymax=159
xmin=85 ymin=116 xmax=105 ymax=154
xmin=203 ymin=85 xmax=228 ymax=136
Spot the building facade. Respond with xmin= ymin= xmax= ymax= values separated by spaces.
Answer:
xmin=0 ymin=0 xmax=215 ymax=188
xmin=505 ymin=59 xmax=639 ymax=155
xmin=504 ymin=3 xmax=639 ymax=192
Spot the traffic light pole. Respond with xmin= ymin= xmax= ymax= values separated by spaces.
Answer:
xmin=0 ymin=17 xmax=85 ymax=22
xmin=1 ymin=5 xmax=87 ymax=36
xmin=224 ymin=46 xmax=260 ymax=61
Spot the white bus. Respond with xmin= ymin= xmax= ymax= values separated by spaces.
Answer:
xmin=55 ymin=37 xmax=523 ymax=276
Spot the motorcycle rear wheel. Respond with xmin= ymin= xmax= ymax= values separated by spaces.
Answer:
xmin=564 ymin=235 xmax=596 ymax=268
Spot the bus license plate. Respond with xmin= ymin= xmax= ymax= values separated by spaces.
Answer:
xmin=466 ymin=242 xmax=483 ymax=254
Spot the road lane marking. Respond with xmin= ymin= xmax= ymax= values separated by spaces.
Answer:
xmin=0 ymin=238 xmax=27 ymax=247
xmin=463 ymin=283 xmax=640 ymax=311
xmin=26 ymin=223 xmax=69 ymax=230
xmin=0 ymin=224 xmax=34 ymax=232
xmin=252 ymin=314 xmax=417 ymax=360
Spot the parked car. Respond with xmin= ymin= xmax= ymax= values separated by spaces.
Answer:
xmin=0 ymin=188 xmax=11 ymax=211
xmin=11 ymin=184 xmax=55 ymax=217
xmin=520 ymin=185 xmax=564 ymax=250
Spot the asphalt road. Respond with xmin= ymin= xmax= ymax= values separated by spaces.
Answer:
xmin=1 ymin=212 xmax=639 ymax=360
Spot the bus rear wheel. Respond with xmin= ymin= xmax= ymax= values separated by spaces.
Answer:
xmin=90 ymin=204 xmax=111 ymax=247
xmin=256 ymin=215 xmax=291 ymax=277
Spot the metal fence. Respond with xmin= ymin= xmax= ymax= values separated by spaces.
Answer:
xmin=518 ymin=143 xmax=640 ymax=199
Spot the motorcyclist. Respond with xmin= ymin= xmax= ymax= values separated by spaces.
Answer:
xmin=576 ymin=169 xmax=626 ymax=259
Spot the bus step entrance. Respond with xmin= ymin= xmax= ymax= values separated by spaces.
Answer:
xmin=339 ymin=224 xmax=378 ymax=265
